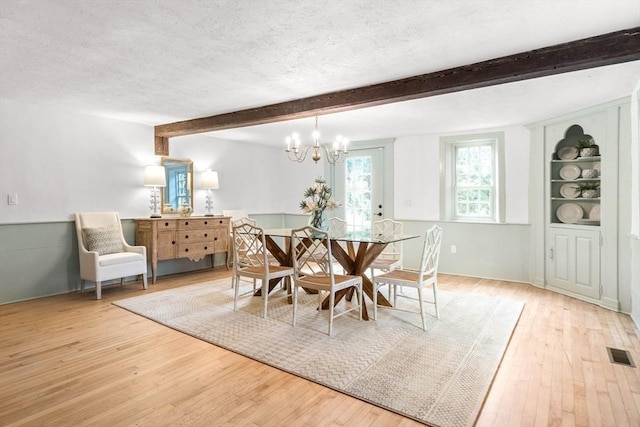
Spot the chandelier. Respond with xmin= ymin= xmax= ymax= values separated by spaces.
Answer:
xmin=285 ymin=116 xmax=349 ymax=164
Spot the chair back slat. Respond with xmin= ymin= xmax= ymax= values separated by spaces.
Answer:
xmin=232 ymin=223 xmax=268 ymax=269
xmin=418 ymin=225 xmax=443 ymax=278
xmin=291 ymin=226 xmax=334 ymax=279
xmin=326 ymin=217 xmax=347 ymax=238
xmin=232 ymin=217 xmax=257 ymax=228
xmin=373 ymin=219 xmax=403 ymax=261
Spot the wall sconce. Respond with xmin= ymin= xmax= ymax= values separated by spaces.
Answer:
xmin=201 ymin=170 xmax=219 ymax=217
xmin=143 ymin=165 xmax=166 ymax=218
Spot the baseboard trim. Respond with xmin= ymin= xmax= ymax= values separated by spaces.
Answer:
xmin=545 ymin=284 xmax=620 ymax=313
xmin=439 ymin=271 xmax=530 ymax=286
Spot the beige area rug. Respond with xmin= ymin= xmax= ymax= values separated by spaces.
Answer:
xmin=113 ymin=278 xmax=524 ymax=426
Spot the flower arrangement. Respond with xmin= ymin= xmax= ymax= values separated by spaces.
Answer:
xmin=300 ymin=177 xmax=339 ymax=229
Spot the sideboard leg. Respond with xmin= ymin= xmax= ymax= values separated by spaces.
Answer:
xmin=151 ymin=260 xmax=157 ymax=284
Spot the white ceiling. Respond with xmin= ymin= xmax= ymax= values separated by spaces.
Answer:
xmin=1 ymin=0 xmax=639 ymax=147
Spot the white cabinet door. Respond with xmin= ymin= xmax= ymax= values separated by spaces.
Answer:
xmin=547 ymin=227 xmax=600 ymax=299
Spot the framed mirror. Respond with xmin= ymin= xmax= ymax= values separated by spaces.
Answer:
xmin=161 ymin=157 xmax=193 ymax=214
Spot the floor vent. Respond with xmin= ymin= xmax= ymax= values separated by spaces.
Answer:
xmin=607 ymin=347 xmax=635 ymax=367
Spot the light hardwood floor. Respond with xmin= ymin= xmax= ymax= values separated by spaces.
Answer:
xmin=1 ymin=270 xmax=639 ymax=426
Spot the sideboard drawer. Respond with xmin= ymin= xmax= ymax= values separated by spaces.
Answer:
xmin=177 ymin=242 xmax=215 ymax=259
xmin=157 ymin=220 xmax=177 ymax=230
xmin=178 ymin=230 xmax=215 ymax=244
xmin=177 ymin=218 xmax=221 ymax=229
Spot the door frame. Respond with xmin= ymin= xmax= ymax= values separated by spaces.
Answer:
xmin=325 ymin=138 xmax=395 ymax=223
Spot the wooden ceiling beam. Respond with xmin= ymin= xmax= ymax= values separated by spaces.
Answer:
xmin=154 ymin=26 xmax=640 ymax=147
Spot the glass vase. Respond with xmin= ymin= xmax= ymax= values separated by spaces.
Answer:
xmin=308 ymin=210 xmax=325 ymax=229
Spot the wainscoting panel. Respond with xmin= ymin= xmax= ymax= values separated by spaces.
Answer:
xmin=0 ymin=221 xmax=79 ymax=304
xmin=0 ymin=219 xmax=223 ymax=304
xmin=400 ymin=221 xmax=531 ymax=283
xmin=0 ymin=216 xmax=531 ymax=305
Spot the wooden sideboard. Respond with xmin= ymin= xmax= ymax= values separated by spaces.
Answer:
xmin=136 ymin=216 xmax=230 ymax=283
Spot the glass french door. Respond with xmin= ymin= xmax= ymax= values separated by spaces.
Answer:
xmin=333 ymin=148 xmax=384 ymax=236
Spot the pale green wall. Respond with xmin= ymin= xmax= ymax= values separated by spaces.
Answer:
xmin=0 ymin=214 xmax=530 ymax=304
xmin=0 ymin=219 xmax=229 ymax=304
xmin=0 ymin=221 xmax=79 ymax=303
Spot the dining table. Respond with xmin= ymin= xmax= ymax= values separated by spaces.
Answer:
xmin=258 ymin=227 xmax=419 ymax=320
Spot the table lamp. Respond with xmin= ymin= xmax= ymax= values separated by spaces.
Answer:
xmin=144 ymin=165 xmax=166 ymax=218
xmin=201 ymin=170 xmax=219 ymax=216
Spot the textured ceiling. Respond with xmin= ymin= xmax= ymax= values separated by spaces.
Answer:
xmin=1 ymin=0 xmax=639 ymax=146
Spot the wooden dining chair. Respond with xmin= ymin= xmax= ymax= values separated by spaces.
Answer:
xmin=232 ymin=223 xmax=294 ymax=318
xmin=291 ymin=226 xmax=362 ymax=336
xmin=373 ymin=225 xmax=443 ymax=330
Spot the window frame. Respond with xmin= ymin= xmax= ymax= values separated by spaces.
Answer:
xmin=440 ymin=132 xmax=505 ymax=223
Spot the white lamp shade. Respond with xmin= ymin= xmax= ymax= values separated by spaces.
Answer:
xmin=201 ymin=170 xmax=219 ymax=190
xmin=143 ymin=165 xmax=166 ymax=187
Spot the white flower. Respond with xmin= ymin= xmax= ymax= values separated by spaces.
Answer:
xmin=302 ymin=201 xmax=318 ymax=213
xmin=300 ymin=177 xmax=341 ymax=218
xmin=326 ymin=197 xmax=338 ymax=210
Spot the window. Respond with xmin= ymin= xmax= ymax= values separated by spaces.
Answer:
xmin=345 ymin=155 xmax=373 ymax=236
xmin=440 ymin=132 xmax=505 ymax=222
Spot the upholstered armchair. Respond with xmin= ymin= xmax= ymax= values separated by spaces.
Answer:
xmin=74 ymin=212 xmax=148 ymax=299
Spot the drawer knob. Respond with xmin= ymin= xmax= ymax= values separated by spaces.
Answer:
xmin=204 ymin=233 xmax=208 ymax=237
xmin=214 ymin=237 xmax=217 ymax=241
xmin=204 ymin=246 xmax=208 ymax=250
xmin=164 ymin=222 xmax=169 ymax=227
xmin=184 ymin=248 xmax=189 ymax=252
xmin=185 ymin=221 xmax=189 ymax=226
xmin=204 ymin=221 xmax=208 ymax=225
xmin=172 ymin=241 xmax=176 ymax=245
xmin=219 ymin=220 xmax=223 ymax=224
xmin=185 ymin=235 xmax=189 ymax=239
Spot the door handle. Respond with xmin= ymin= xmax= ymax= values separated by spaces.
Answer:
xmin=549 ymin=248 xmax=554 ymax=260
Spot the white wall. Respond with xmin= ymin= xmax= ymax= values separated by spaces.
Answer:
xmin=393 ymin=125 xmax=530 ymax=223
xmin=158 ymin=134 xmax=322 ymax=216
xmin=1 ymin=98 xmax=153 ymax=223
xmin=0 ymin=98 xmax=321 ymax=223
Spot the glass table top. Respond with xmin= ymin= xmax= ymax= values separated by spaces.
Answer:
xmin=262 ymin=228 xmax=419 ymax=244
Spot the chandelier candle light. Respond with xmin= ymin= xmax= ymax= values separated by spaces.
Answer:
xmin=285 ymin=116 xmax=349 ymax=164
xmin=143 ymin=165 xmax=166 ymax=218
xmin=201 ymin=169 xmax=220 ymax=216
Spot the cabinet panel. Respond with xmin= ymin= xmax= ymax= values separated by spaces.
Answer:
xmin=157 ymin=230 xmax=176 ymax=260
xmin=551 ymin=234 xmax=570 ymax=282
xmin=547 ymin=227 xmax=600 ymax=299
xmin=213 ymin=227 xmax=228 ymax=252
xmin=575 ymin=234 xmax=599 ymax=292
